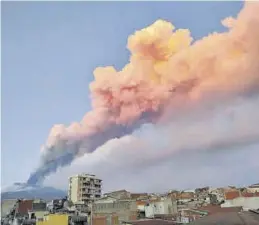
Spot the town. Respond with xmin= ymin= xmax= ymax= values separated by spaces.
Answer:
xmin=1 ymin=174 xmax=259 ymax=225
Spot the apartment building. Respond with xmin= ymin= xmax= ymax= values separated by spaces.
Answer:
xmin=68 ymin=173 xmax=102 ymax=204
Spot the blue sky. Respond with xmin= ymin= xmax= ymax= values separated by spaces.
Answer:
xmin=2 ymin=1 xmax=244 ymax=187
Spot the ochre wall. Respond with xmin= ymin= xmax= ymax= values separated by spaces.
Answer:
xmin=37 ymin=214 xmax=68 ymax=225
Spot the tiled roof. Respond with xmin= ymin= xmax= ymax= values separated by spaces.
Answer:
xmin=188 ymin=211 xmax=259 ymax=225
xmin=225 ymin=190 xmax=259 ymax=200
xmin=127 ymin=219 xmax=176 ymax=225
xmin=136 ymin=201 xmax=146 ymax=206
xmin=224 ymin=191 xmax=240 ymax=200
xmin=196 ymin=205 xmax=242 ymax=215
xmin=242 ymin=192 xmax=254 ymax=197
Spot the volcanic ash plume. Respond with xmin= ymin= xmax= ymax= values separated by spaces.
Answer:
xmin=27 ymin=1 xmax=259 ymax=185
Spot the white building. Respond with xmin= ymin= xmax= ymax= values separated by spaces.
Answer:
xmin=68 ymin=173 xmax=102 ymax=204
xmin=247 ymin=183 xmax=259 ymax=193
xmin=221 ymin=196 xmax=259 ymax=211
xmin=144 ymin=198 xmax=177 ymax=218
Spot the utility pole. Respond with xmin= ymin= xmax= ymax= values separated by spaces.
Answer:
xmin=91 ymin=195 xmax=95 ymax=225
xmin=153 ymin=204 xmax=155 ymax=219
xmin=90 ymin=203 xmax=93 ymax=225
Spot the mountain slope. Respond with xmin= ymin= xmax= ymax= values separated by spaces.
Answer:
xmin=1 ymin=183 xmax=66 ymax=201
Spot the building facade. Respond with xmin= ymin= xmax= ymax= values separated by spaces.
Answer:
xmin=92 ymin=198 xmax=138 ymax=224
xmin=144 ymin=198 xmax=177 ymax=218
xmin=222 ymin=190 xmax=259 ymax=210
xmin=37 ymin=214 xmax=69 ymax=225
xmin=103 ymin=190 xmax=131 ymax=199
xmin=247 ymin=183 xmax=259 ymax=193
xmin=68 ymin=173 xmax=102 ymax=204
xmin=221 ymin=196 xmax=259 ymax=210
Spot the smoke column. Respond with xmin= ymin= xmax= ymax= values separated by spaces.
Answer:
xmin=27 ymin=1 xmax=259 ymax=185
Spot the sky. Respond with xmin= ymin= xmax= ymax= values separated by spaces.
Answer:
xmin=2 ymin=1 xmax=258 ymax=192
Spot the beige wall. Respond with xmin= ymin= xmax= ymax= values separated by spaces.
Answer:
xmin=93 ymin=200 xmax=138 ymax=223
xmin=107 ymin=191 xmax=131 ymax=200
xmin=68 ymin=174 xmax=102 ymax=203
xmin=69 ymin=176 xmax=80 ymax=203
xmin=95 ymin=197 xmax=117 ymax=204
xmin=29 ymin=211 xmax=48 ymax=219
xmin=93 ymin=200 xmax=137 ymax=214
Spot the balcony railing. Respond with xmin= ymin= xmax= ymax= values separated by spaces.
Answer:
xmin=94 ymin=180 xmax=102 ymax=184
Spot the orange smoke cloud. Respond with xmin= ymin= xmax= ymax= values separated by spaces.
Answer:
xmin=28 ymin=1 xmax=259 ymax=185
xmin=89 ymin=1 xmax=259 ymax=126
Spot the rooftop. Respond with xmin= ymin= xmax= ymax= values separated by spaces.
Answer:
xmin=123 ymin=219 xmax=177 ymax=225
xmin=69 ymin=174 xmax=102 ymax=180
xmin=196 ymin=205 xmax=242 ymax=215
xmin=188 ymin=211 xmax=259 ymax=225
xmin=249 ymin=183 xmax=259 ymax=188
xmin=224 ymin=191 xmax=240 ymax=200
xmin=225 ymin=190 xmax=259 ymax=200
xmin=104 ymin=189 xmax=128 ymax=195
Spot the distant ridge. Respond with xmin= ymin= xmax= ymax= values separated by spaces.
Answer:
xmin=1 ymin=182 xmax=66 ymax=201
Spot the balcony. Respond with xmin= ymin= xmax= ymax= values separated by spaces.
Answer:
xmin=81 ymin=177 xmax=90 ymax=181
xmin=94 ymin=180 xmax=102 ymax=185
xmin=85 ymin=185 xmax=95 ymax=189
xmin=94 ymin=184 xmax=101 ymax=189
xmin=82 ymin=182 xmax=90 ymax=187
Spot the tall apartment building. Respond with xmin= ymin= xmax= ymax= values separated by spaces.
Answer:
xmin=68 ymin=174 xmax=102 ymax=204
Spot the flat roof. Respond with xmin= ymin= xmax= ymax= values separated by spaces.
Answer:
xmin=188 ymin=211 xmax=259 ymax=225
xmin=69 ymin=174 xmax=102 ymax=180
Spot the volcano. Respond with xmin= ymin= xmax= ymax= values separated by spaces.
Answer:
xmin=1 ymin=182 xmax=66 ymax=201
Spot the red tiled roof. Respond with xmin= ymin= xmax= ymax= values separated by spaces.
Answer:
xmin=136 ymin=201 xmax=146 ymax=206
xmin=225 ymin=191 xmax=240 ymax=200
xmin=225 ymin=190 xmax=259 ymax=200
xmin=242 ymin=192 xmax=254 ymax=197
